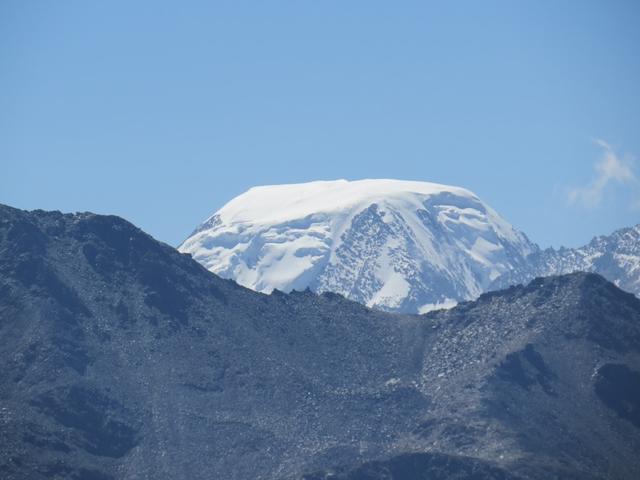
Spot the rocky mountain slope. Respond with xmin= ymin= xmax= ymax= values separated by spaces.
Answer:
xmin=2 ymin=203 xmax=640 ymax=479
xmin=179 ymin=179 xmax=536 ymax=313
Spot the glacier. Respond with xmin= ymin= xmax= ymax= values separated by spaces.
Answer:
xmin=179 ymin=179 xmax=536 ymax=312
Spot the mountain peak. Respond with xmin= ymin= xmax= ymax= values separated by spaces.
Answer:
xmin=492 ymin=222 xmax=640 ymax=298
xmin=180 ymin=179 xmax=535 ymax=312
xmin=209 ymin=179 xmax=478 ymax=226
xmin=4 ymin=205 xmax=640 ymax=480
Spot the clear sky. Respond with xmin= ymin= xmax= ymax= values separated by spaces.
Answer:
xmin=2 ymin=1 xmax=639 ymax=248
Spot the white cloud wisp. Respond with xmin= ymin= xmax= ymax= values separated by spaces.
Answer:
xmin=568 ymin=140 xmax=637 ymax=208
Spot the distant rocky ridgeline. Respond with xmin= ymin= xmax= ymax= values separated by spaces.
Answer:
xmin=179 ymin=179 xmax=640 ymax=313
xmin=2 ymin=203 xmax=640 ymax=479
xmin=491 ymin=223 xmax=640 ymax=298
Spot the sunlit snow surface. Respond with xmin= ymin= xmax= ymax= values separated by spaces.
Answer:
xmin=179 ymin=179 xmax=536 ymax=312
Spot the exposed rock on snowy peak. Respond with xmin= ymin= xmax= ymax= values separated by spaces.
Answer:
xmin=493 ymin=223 xmax=640 ymax=296
xmin=180 ymin=181 xmax=640 ymax=313
xmin=179 ymin=179 xmax=536 ymax=313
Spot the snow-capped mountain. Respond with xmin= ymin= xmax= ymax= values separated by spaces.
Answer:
xmin=179 ymin=179 xmax=536 ymax=312
xmin=492 ymin=223 xmax=640 ymax=296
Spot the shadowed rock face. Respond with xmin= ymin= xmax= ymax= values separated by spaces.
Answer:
xmin=594 ymin=364 xmax=640 ymax=428
xmin=302 ymin=452 xmax=521 ymax=480
xmin=1 ymin=204 xmax=640 ymax=480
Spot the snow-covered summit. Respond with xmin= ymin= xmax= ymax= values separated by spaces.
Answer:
xmin=179 ymin=179 xmax=537 ymax=312
xmin=202 ymin=179 xmax=475 ymax=225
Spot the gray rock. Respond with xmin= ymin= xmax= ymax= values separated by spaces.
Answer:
xmin=493 ymin=224 xmax=640 ymax=298
xmin=1 ymin=204 xmax=640 ymax=479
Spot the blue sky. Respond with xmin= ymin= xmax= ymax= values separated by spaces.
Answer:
xmin=1 ymin=1 xmax=639 ymax=248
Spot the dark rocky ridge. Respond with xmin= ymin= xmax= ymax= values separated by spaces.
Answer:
xmin=1 ymin=204 xmax=640 ymax=479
